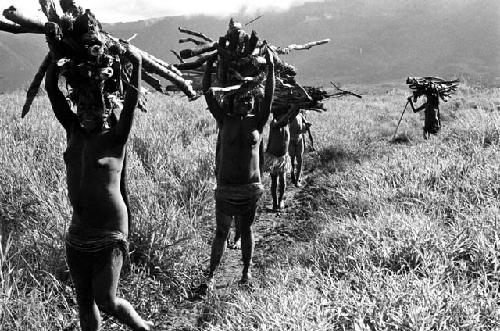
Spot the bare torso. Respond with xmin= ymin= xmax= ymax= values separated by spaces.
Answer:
xmin=217 ymin=114 xmax=262 ymax=185
xmin=289 ymin=113 xmax=305 ymax=142
xmin=65 ymin=123 xmax=128 ymax=235
xmin=266 ymin=119 xmax=290 ymax=157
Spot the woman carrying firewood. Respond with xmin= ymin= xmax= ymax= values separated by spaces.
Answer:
xmin=265 ymin=104 xmax=302 ymax=209
xmin=45 ymin=13 xmax=153 ymax=331
xmin=201 ymin=47 xmax=275 ymax=290
xmin=288 ymin=110 xmax=312 ymax=188
xmin=407 ymin=86 xmax=441 ymax=139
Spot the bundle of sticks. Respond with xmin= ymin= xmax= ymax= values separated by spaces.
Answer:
xmin=406 ymin=76 xmax=459 ymax=102
xmin=169 ymin=18 xmax=330 ymax=114
xmin=0 ymin=1 xmax=198 ymax=118
xmin=290 ymin=82 xmax=362 ymax=111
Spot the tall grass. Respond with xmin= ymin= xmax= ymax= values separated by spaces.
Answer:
xmin=1 ymin=85 xmax=499 ymax=330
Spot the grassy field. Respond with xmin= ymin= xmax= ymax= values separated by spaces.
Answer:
xmin=1 ymin=84 xmax=499 ymax=330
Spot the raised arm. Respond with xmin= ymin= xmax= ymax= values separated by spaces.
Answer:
xmin=258 ymin=48 xmax=275 ymax=130
xmin=203 ymin=56 xmax=224 ymax=122
xmin=272 ymin=104 xmax=301 ymax=128
xmin=407 ymin=95 xmax=426 ymax=113
xmin=115 ymin=48 xmax=142 ymax=144
xmin=45 ymin=55 xmax=78 ymax=131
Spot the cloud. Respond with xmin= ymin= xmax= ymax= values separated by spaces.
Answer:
xmin=9 ymin=0 xmax=326 ymax=23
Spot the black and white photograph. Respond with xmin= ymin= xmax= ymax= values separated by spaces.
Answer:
xmin=0 ymin=0 xmax=499 ymax=330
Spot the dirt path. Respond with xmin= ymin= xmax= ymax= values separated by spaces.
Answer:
xmin=145 ymin=171 xmax=313 ymax=330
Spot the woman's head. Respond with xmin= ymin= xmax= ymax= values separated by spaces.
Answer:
xmin=233 ymin=94 xmax=255 ymax=114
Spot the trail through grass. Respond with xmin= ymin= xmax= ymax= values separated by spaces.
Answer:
xmin=1 ymin=85 xmax=499 ymax=330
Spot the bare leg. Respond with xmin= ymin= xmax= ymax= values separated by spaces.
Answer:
xmin=93 ymin=248 xmax=153 ymax=331
xmin=67 ymin=247 xmax=101 ymax=331
xmin=208 ymin=210 xmax=233 ymax=279
xmin=270 ymin=174 xmax=278 ymax=210
xmin=240 ymin=206 xmax=257 ymax=283
xmin=233 ymin=215 xmax=241 ymax=249
xmin=278 ymin=173 xmax=286 ymax=209
xmin=70 ymin=268 xmax=101 ymax=331
xmin=295 ymin=139 xmax=305 ymax=187
xmin=289 ymin=142 xmax=297 ymax=185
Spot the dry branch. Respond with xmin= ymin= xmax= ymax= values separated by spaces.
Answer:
xmin=141 ymin=70 xmax=165 ymax=94
xmin=22 ymin=52 xmax=51 ymax=118
xmin=179 ymin=37 xmax=206 ymax=46
xmin=178 ymin=27 xmax=214 ymax=43
xmin=329 ymin=82 xmax=362 ymax=99
xmin=170 ymin=49 xmax=184 ymax=63
xmin=174 ymin=52 xmax=216 ymax=70
xmin=38 ymin=0 xmax=60 ymax=22
xmin=170 ymin=19 xmax=331 ymax=114
xmin=277 ymin=39 xmax=330 ymax=54
xmin=0 ymin=20 xmax=38 ymax=34
xmin=2 ymin=6 xmax=45 ymax=33
xmin=406 ymin=76 xmax=459 ymax=102
xmin=179 ymin=42 xmax=217 ymax=59
xmin=1 ymin=2 xmax=198 ymax=113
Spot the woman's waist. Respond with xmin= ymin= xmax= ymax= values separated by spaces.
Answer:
xmin=217 ymin=170 xmax=261 ymax=186
xmin=71 ymin=213 xmax=128 ymax=235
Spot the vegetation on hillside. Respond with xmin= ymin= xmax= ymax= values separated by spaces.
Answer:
xmin=1 ymin=85 xmax=499 ymax=330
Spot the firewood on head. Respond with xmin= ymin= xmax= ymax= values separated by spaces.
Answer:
xmin=406 ymin=76 xmax=458 ymax=102
xmin=39 ymin=0 xmax=60 ymax=22
xmin=59 ymin=0 xmax=84 ymax=16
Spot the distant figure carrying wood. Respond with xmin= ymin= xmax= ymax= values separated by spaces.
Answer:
xmin=408 ymin=91 xmax=441 ymax=139
xmin=405 ymin=76 xmax=459 ymax=139
xmin=202 ymin=48 xmax=275 ymax=288
xmin=45 ymin=24 xmax=153 ymax=331
xmin=288 ymin=110 xmax=312 ymax=188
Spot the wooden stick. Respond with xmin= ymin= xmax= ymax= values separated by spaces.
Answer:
xmin=2 ymin=6 xmax=45 ymax=33
xmin=141 ymin=70 xmax=165 ymax=94
xmin=140 ymin=51 xmax=197 ymax=99
xmin=392 ymin=100 xmax=409 ymax=140
xmin=59 ymin=0 xmax=83 ymax=16
xmin=103 ymin=32 xmax=196 ymax=98
xmin=170 ymin=49 xmax=184 ymax=63
xmin=179 ymin=37 xmax=206 ymax=46
xmin=179 ymin=42 xmax=217 ymax=59
xmin=0 ymin=20 xmax=40 ymax=34
xmin=245 ymin=15 xmax=263 ymax=26
xmin=39 ymin=0 xmax=60 ymax=22
xmin=330 ymin=82 xmax=362 ymax=98
xmin=277 ymin=39 xmax=330 ymax=54
xmin=22 ymin=53 xmax=52 ymax=118
xmin=174 ymin=52 xmax=216 ymax=70
xmin=178 ymin=27 xmax=214 ymax=43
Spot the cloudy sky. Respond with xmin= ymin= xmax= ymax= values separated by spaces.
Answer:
xmin=7 ymin=0 xmax=325 ymax=22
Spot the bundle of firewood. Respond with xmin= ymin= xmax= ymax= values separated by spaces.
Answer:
xmin=0 ymin=1 xmax=198 ymax=118
xmin=406 ymin=76 xmax=459 ymax=102
xmin=170 ymin=18 xmax=330 ymax=114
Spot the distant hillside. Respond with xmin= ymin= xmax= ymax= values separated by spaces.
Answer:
xmin=0 ymin=0 xmax=498 ymax=92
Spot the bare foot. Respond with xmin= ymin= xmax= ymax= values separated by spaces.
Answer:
xmin=239 ymin=271 xmax=252 ymax=285
xmin=191 ymin=278 xmax=214 ymax=301
xmin=278 ymin=200 xmax=285 ymax=209
xmin=143 ymin=320 xmax=154 ymax=330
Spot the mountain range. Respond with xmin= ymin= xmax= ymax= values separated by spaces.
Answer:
xmin=0 ymin=0 xmax=498 ymax=92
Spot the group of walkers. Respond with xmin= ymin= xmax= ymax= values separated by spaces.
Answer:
xmin=17 ymin=8 xmax=448 ymax=331
xmin=42 ymin=24 xmax=320 ymax=331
